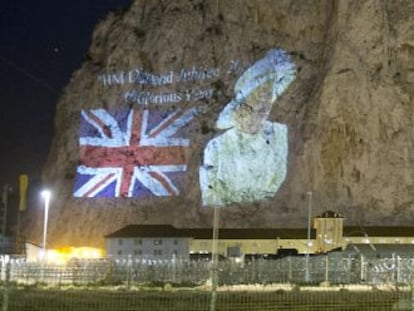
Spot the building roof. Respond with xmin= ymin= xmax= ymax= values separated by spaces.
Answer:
xmin=105 ymin=225 xmax=187 ymax=238
xmin=105 ymin=224 xmax=414 ymax=240
xmin=343 ymin=226 xmax=414 ymax=237
xmin=315 ymin=210 xmax=344 ymax=218
xmin=105 ymin=225 xmax=315 ymax=240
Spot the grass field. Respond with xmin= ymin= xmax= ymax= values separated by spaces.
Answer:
xmin=1 ymin=286 xmax=410 ymax=311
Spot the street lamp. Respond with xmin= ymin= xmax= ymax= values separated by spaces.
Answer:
xmin=41 ymin=190 xmax=51 ymax=260
xmin=305 ymin=191 xmax=312 ymax=282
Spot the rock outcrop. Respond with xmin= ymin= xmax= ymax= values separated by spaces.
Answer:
xmin=26 ymin=0 xmax=414 ymax=248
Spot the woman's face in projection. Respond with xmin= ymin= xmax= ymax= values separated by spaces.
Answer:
xmin=234 ymin=80 xmax=274 ymax=134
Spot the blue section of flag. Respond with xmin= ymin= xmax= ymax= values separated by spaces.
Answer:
xmin=73 ymin=108 xmax=197 ymax=198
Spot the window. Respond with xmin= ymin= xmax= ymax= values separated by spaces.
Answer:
xmin=173 ymin=239 xmax=178 ymax=245
xmin=228 ymin=246 xmax=241 ymax=257
xmin=134 ymin=249 xmax=142 ymax=255
xmin=154 ymin=239 xmax=163 ymax=245
xmin=118 ymin=239 xmax=123 ymax=245
xmin=118 ymin=250 xmax=122 ymax=255
xmin=134 ymin=239 xmax=142 ymax=245
xmin=153 ymin=249 xmax=163 ymax=256
xmin=173 ymin=250 xmax=178 ymax=255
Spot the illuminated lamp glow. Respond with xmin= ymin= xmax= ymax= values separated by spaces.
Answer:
xmin=41 ymin=190 xmax=51 ymax=200
xmin=44 ymin=247 xmax=104 ymax=265
xmin=46 ymin=249 xmax=66 ymax=265
xmin=67 ymin=247 xmax=104 ymax=259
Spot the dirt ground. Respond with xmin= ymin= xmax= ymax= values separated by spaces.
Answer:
xmin=2 ymin=287 xmax=409 ymax=311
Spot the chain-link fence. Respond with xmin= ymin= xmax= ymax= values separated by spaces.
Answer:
xmin=1 ymin=253 xmax=413 ymax=310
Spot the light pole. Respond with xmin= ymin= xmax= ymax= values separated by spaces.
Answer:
xmin=210 ymin=206 xmax=220 ymax=311
xmin=305 ymin=191 xmax=312 ymax=282
xmin=41 ymin=190 xmax=51 ymax=260
xmin=1 ymin=184 xmax=11 ymax=255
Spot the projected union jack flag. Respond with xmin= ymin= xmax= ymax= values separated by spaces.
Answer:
xmin=73 ymin=108 xmax=197 ymax=198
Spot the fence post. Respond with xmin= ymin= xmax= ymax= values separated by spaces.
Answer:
xmin=360 ymin=255 xmax=365 ymax=282
xmin=126 ymin=255 xmax=131 ymax=289
xmin=391 ymin=253 xmax=395 ymax=284
xmin=411 ymin=267 xmax=414 ymax=311
xmin=397 ymin=255 xmax=402 ymax=284
xmin=396 ymin=254 xmax=400 ymax=284
xmin=288 ymin=256 xmax=292 ymax=282
xmin=172 ymin=254 xmax=176 ymax=283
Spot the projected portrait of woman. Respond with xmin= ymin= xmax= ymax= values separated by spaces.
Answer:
xmin=199 ymin=48 xmax=296 ymax=207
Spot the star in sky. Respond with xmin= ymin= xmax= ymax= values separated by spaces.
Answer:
xmin=0 ymin=0 xmax=131 ymax=195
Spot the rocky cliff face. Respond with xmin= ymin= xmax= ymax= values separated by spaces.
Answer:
xmin=26 ymin=0 xmax=414 ymax=248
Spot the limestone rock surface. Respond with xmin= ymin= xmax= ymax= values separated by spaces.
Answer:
xmin=25 ymin=0 xmax=414 ymax=248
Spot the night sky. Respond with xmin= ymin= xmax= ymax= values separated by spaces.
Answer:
xmin=0 ymin=0 xmax=131 ymax=191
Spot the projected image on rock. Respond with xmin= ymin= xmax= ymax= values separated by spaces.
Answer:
xmin=200 ymin=48 xmax=296 ymax=206
xmin=74 ymin=108 xmax=197 ymax=198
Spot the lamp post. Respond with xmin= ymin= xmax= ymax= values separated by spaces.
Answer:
xmin=41 ymin=190 xmax=51 ymax=260
xmin=210 ymin=206 xmax=220 ymax=311
xmin=305 ymin=191 xmax=312 ymax=282
xmin=1 ymin=184 xmax=11 ymax=255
